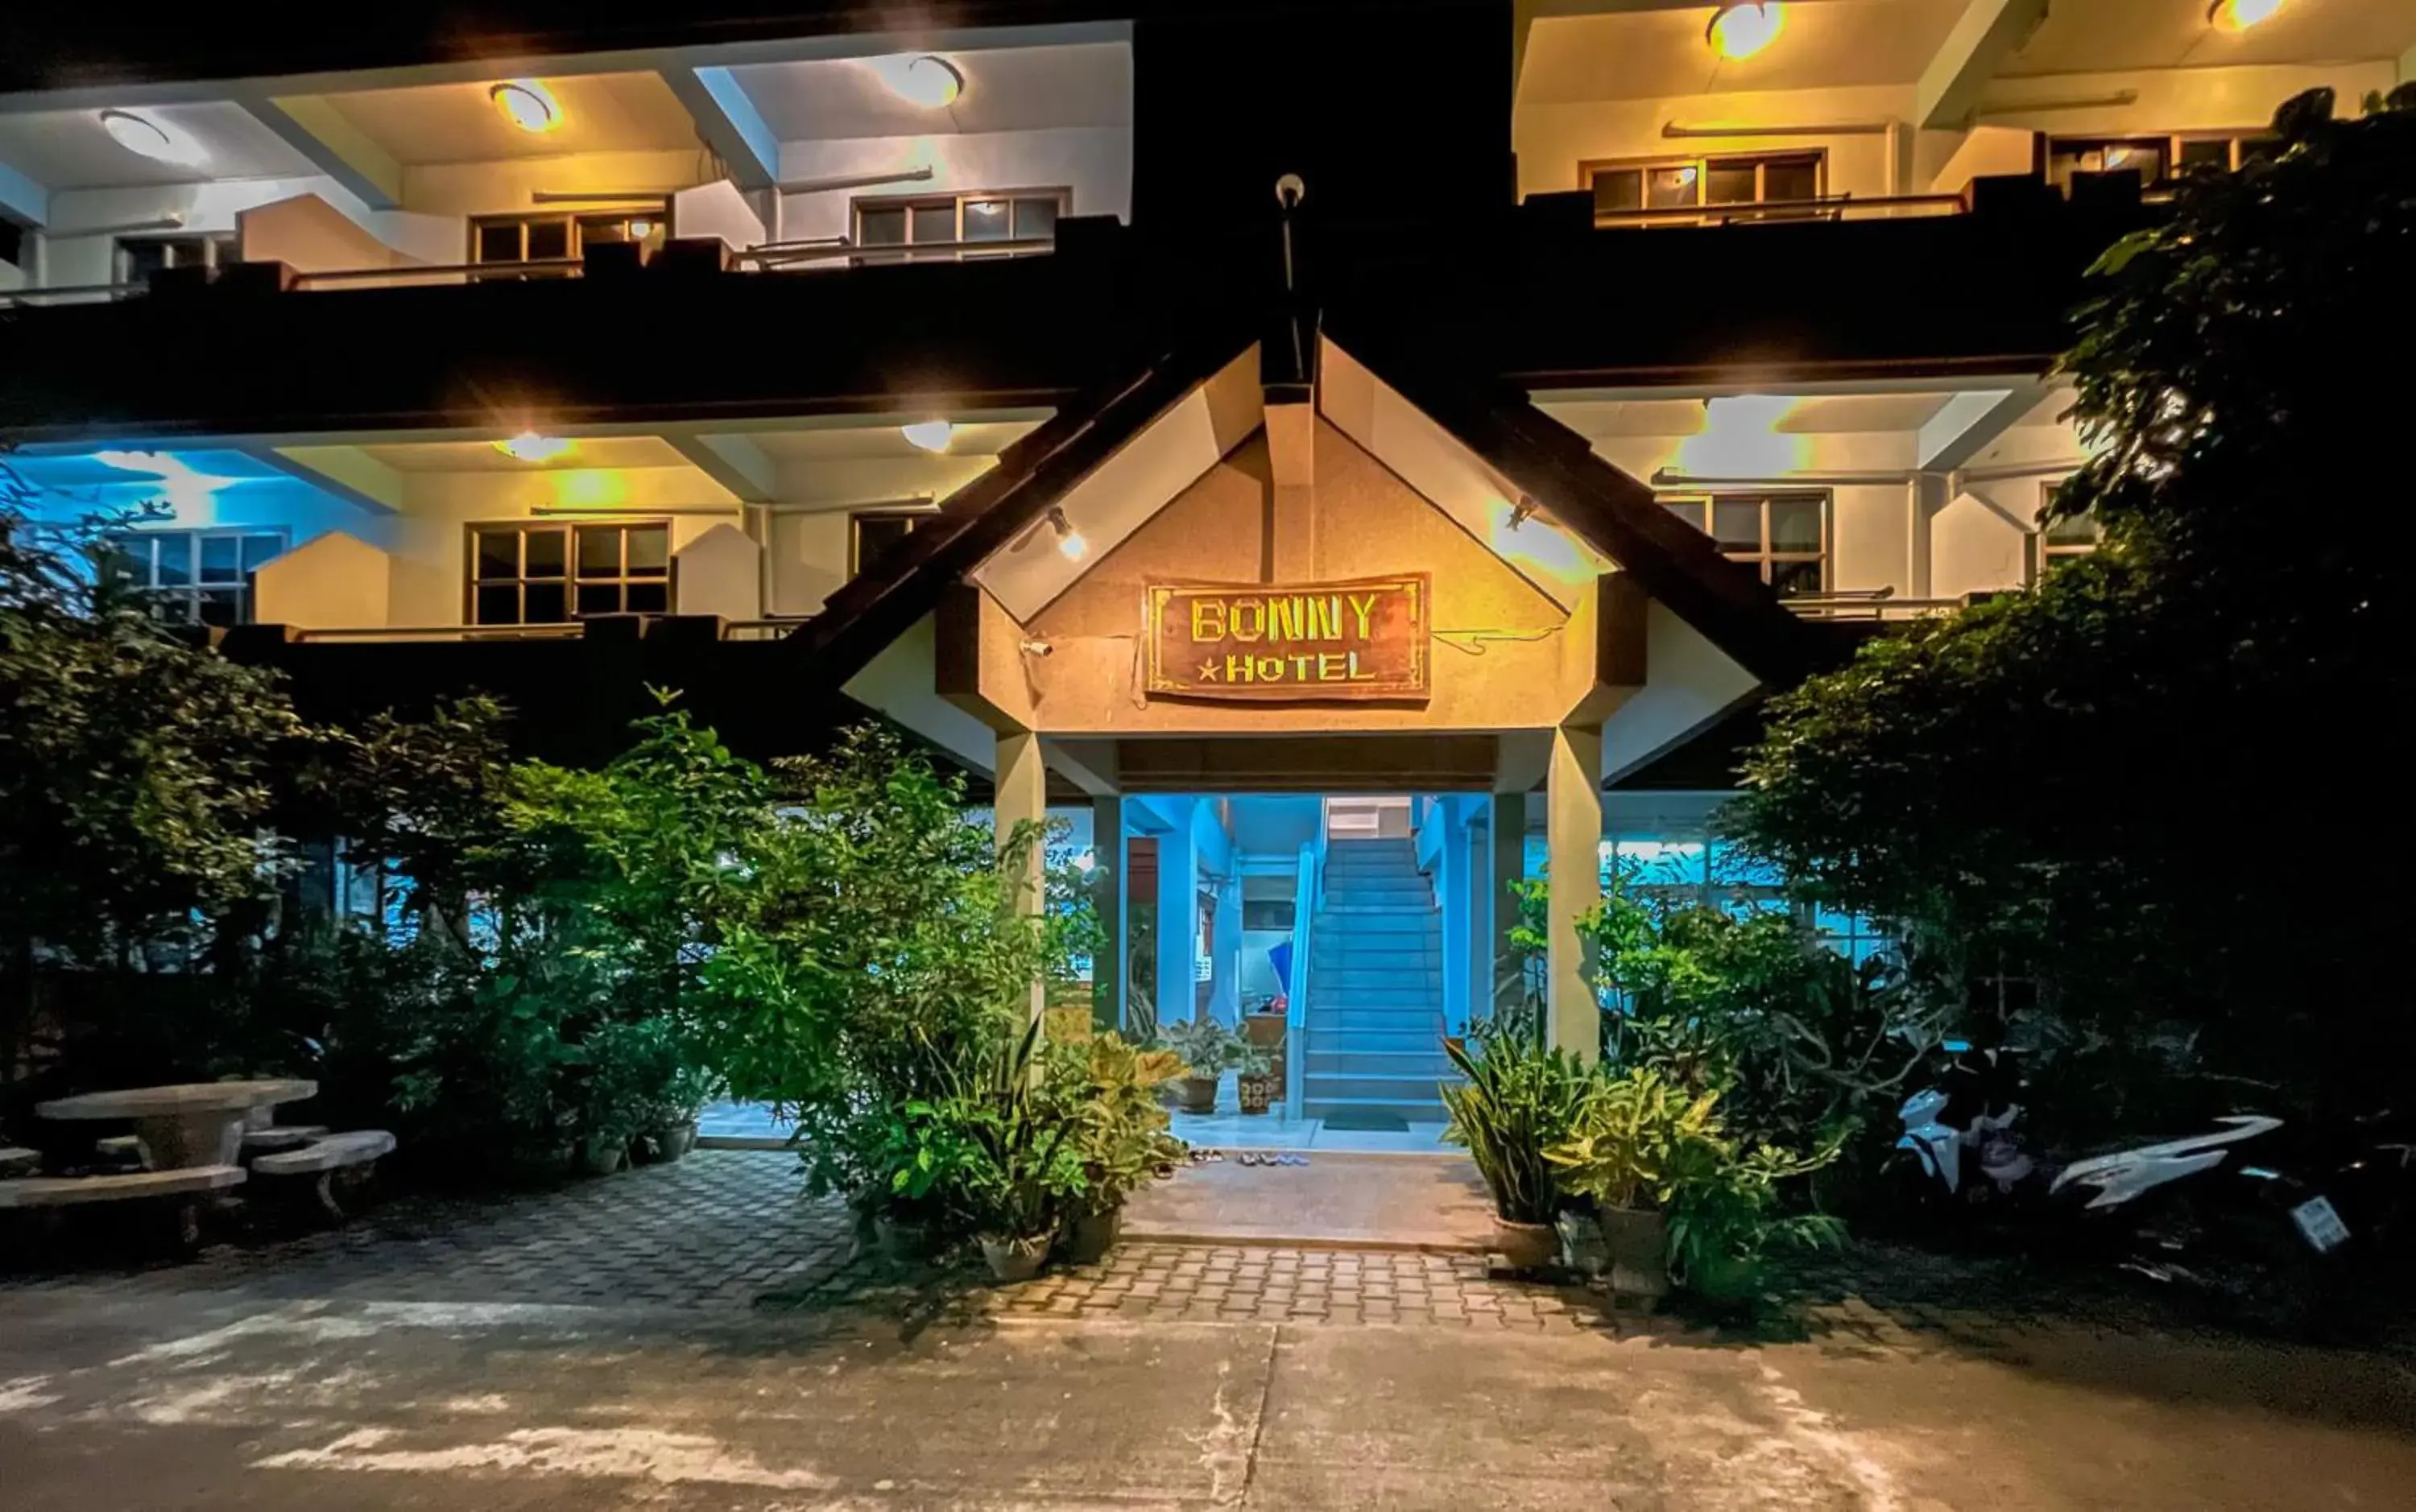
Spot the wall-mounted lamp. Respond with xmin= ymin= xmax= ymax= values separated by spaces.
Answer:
xmin=1707 ymin=2 xmax=1784 ymax=60
xmin=1048 ymin=506 xmax=1087 ymax=561
xmin=490 ymin=80 xmax=563 ymax=134
xmin=2207 ymin=0 xmax=2284 ymax=31
xmin=1508 ymin=497 xmax=1540 ymax=531
xmin=870 ymin=55 xmax=965 ymax=109
xmin=1019 ymin=637 xmax=1054 ymax=658
xmin=98 ymin=108 xmax=209 ymax=168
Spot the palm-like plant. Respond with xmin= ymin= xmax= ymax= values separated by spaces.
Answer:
xmin=1439 ymin=1018 xmax=1593 ymax=1224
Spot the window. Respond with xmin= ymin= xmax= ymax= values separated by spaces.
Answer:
xmin=468 ymin=209 xmax=665 ymax=278
xmin=849 ymin=510 xmax=931 ymax=577
xmin=468 ymin=522 xmax=671 ymax=626
xmin=102 ymin=529 xmax=284 ymax=626
xmin=1586 ymin=152 xmax=1824 ymax=222
xmin=2046 ymin=134 xmax=2277 ymax=194
xmin=1662 ymin=492 xmax=1827 ymax=598
xmin=2031 ymin=500 xmax=2101 ymax=579
xmin=852 ymin=190 xmax=1066 ymax=259
xmin=114 ymin=233 xmax=238 ymax=287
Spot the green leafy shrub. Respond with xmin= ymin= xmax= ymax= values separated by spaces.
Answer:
xmin=1157 ymin=1014 xmax=1264 ymax=1082
xmin=1439 ymin=1014 xmax=1594 ymax=1224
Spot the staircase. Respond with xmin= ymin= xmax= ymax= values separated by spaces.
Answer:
xmin=1301 ymin=837 xmax=1458 ymax=1127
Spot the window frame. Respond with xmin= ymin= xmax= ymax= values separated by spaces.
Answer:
xmin=2042 ymin=132 xmax=2276 ymax=193
xmin=102 ymin=526 xmax=287 ymax=626
xmin=847 ymin=508 xmax=935 ymax=579
xmin=2028 ymin=483 xmax=2101 ymax=581
xmin=1659 ymin=490 xmax=1831 ymax=598
xmin=463 ymin=519 xmax=676 ymax=628
xmin=466 ymin=205 xmax=668 ymax=278
xmin=113 ymin=231 xmax=240 ymax=286
xmin=848 ymin=188 xmax=1072 ymax=259
xmin=1581 ymin=151 xmax=1828 ymax=224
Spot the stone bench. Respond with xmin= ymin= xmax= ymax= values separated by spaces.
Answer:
xmin=0 ymin=1164 xmax=248 ymax=1256
xmin=251 ymin=1131 xmax=395 ymax=1221
xmin=241 ymin=1125 xmax=331 ymax=1155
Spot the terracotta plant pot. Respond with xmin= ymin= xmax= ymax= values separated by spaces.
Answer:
xmin=979 ymin=1233 xmax=1052 ymax=1283
xmin=1556 ymin=1211 xmax=1611 ymax=1278
xmin=1599 ymin=1205 xmax=1670 ymax=1302
xmin=636 ymin=1122 xmax=697 ymax=1164
xmin=872 ymin=1213 xmax=941 ymax=1261
xmin=579 ymin=1138 xmax=628 ymax=1177
xmin=1491 ymin=1217 xmax=1560 ymax=1270
xmin=1178 ymin=1076 xmax=1219 ymax=1114
xmin=1237 ymin=1074 xmax=1273 ymax=1115
xmin=1061 ymin=1207 xmax=1122 ymax=1265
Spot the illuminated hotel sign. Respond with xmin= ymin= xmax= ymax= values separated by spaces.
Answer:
xmin=1143 ymin=575 xmax=1429 ymax=702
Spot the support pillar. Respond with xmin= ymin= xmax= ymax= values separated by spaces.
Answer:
xmin=1090 ymin=795 xmax=1127 ymax=1032
xmin=995 ymin=729 xmax=1049 ymax=1028
xmin=1155 ymin=801 xmax=1199 ymax=1031
xmin=1489 ymin=790 xmax=1527 ymax=1025
xmin=1545 ymin=725 xmax=1603 ymax=1062
xmin=1438 ymin=798 xmax=1471 ymax=1035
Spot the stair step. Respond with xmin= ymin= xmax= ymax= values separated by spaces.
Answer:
xmin=1306 ymin=1010 xmax=1442 ymax=1035
xmin=1308 ymin=1028 xmax=1442 ymax=1056
xmin=1306 ymin=1050 xmax=1456 ymax=1076
xmin=1305 ymin=1070 xmax=1459 ymax=1102
xmin=1301 ymin=1095 xmax=1454 ymax=1125
xmin=1315 ymin=969 xmax=1440 ymax=991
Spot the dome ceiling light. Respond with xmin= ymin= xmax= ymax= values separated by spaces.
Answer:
xmin=98 ymin=108 xmax=209 ymax=168
xmin=494 ymin=432 xmax=574 ymax=462
xmin=901 ymin=419 xmax=956 ymax=453
xmin=1707 ymin=2 xmax=1785 ymax=61
xmin=871 ymin=55 xmax=966 ymax=109
xmin=2207 ymin=0 xmax=2285 ymax=31
xmin=490 ymin=79 xmax=564 ymax=134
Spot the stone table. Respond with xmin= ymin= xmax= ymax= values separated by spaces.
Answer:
xmin=36 ymin=1081 xmax=316 ymax=1170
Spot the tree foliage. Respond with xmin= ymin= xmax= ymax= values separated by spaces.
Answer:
xmin=1730 ymin=89 xmax=2416 ymax=1104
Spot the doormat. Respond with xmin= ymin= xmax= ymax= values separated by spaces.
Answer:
xmin=1318 ymin=1109 xmax=1410 ymax=1133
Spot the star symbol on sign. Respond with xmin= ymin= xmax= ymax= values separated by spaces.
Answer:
xmin=1198 ymin=660 xmax=1221 ymax=682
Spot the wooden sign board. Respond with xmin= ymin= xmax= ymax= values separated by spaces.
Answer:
xmin=1143 ymin=575 xmax=1430 ymax=702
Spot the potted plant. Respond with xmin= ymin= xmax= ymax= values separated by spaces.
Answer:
xmin=1160 ymin=1015 xmax=1250 ymax=1115
xmin=1235 ymin=1043 xmax=1277 ymax=1116
xmin=1545 ymin=1067 xmax=1723 ymax=1302
xmin=1438 ymin=1017 xmax=1593 ymax=1270
xmin=1057 ymin=1033 xmax=1187 ymax=1263
xmin=954 ymin=1021 xmax=1090 ymax=1282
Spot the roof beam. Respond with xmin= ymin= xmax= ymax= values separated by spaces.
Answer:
xmin=0 ymin=159 xmax=47 ymax=227
xmin=1916 ymin=380 xmax=2049 ymax=472
xmin=659 ymin=66 xmax=779 ymax=192
xmin=1917 ymin=0 xmax=2050 ymax=130
xmin=261 ymin=444 xmax=403 ymax=514
xmin=664 ymin=432 xmax=777 ymax=502
xmin=238 ymin=94 xmax=402 ymax=211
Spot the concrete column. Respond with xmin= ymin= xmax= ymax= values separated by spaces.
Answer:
xmin=1438 ymin=797 xmax=1471 ymax=1035
xmin=1466 ymin=806 xmax=1493 ymax=1028
xmin=1489 ymin=790 xmax=1527 ymax=1025
xmin=1210 ymin=872 xmax=1243 ymax=1026
xmin=995 ymin=729 xmax=1049 ymax=1027
xmin=1155 ymin=799 xmax=1198 ymax=1030
xmin=1090 ymin=795 xmax=1127 ymax=1032
xmin=1545 ymin=725 xmax=1603 ymax=1062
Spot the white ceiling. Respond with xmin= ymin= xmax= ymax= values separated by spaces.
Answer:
xmin=321 ymin=72 xmax=701 ymax=166
xmin=0 ymin=101 xmax=316 ymax=191
xmin=2001 ymin=0 xmax=2416 ymax=77
xmin=749 ymin=417 xmax=1044 ymax=461
xmin=1541 ymin=391 xmax=2000 ymax=437
xmin=356 ymin=436 xmax=693 ymax=473
xmin=728 ymin=42 xmax=1131 ymax=141
xmin=1520 ymin=2 xmax=1967 ymax=106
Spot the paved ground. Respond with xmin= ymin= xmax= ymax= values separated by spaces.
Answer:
xmin=6 ymin=1151 xmax=2416 ymax=1510
xmin=1120 ymin=1153 xmax=1495 ymax=1252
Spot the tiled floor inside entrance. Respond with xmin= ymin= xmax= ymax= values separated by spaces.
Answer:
xmin=700 ymin=1097 xmax=1454 ymax=1154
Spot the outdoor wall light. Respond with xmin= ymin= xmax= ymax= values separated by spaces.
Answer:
xmin=98 ymin=108 xmax=209 ymax=168
xmin=1048 ymin=506 xmax=1088 ymax=561
xmin=2207 ymin=0 xmax=2284 ymax=31
xmin=1508 ymin=497 xmax=1539 ymax=531
xmin=870 ymin=55 xmax=966 ymax=109
xmin=1020 ymin=637 xmax=1055 ymax=657
xmin=1707 ymin=2 xmax=1784 ymax=60
xmin=901 ymin=419 xmax=956 ymax=452
xmin=490 ymin=80 xmax=564 ymax=134
xmin=494 ymin=431 xmax=573 ymax=462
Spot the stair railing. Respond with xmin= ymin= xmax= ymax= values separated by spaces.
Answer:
xmin=1285 ymin=837 xmax=1318 ymax=1125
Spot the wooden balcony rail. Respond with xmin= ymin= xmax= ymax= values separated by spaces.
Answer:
xmin=1593 ymin=192 xmax=1967 ymax=229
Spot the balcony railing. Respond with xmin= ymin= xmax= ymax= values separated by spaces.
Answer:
xmin=1783 ymin=588 xmax=1977 ymax=622
xmin=282 ymin=614 xmax=813 ymax=644
xmin=1594 ymin=192 xmax=1967 ymax=230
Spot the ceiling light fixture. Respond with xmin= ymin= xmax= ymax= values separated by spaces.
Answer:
xmin=98 ymin=108 xmax=209 ymax=168
xmin=1707 ymin=2 xmax=1785 ymax=61
xmin=870 ymin=54 xmax=966 ymax=109
xmin=1048 ymin=506 xmax=1087 ymax=561
xmin=494 ymin=432 xmax=573 ymax=462
xmin=490 ymin=80 xmax=564 ymax=134
xmin=901 ymin=419 xmax=956 ymax=453
xmin=2207 ymin=0 xmax=2284 ymax=31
